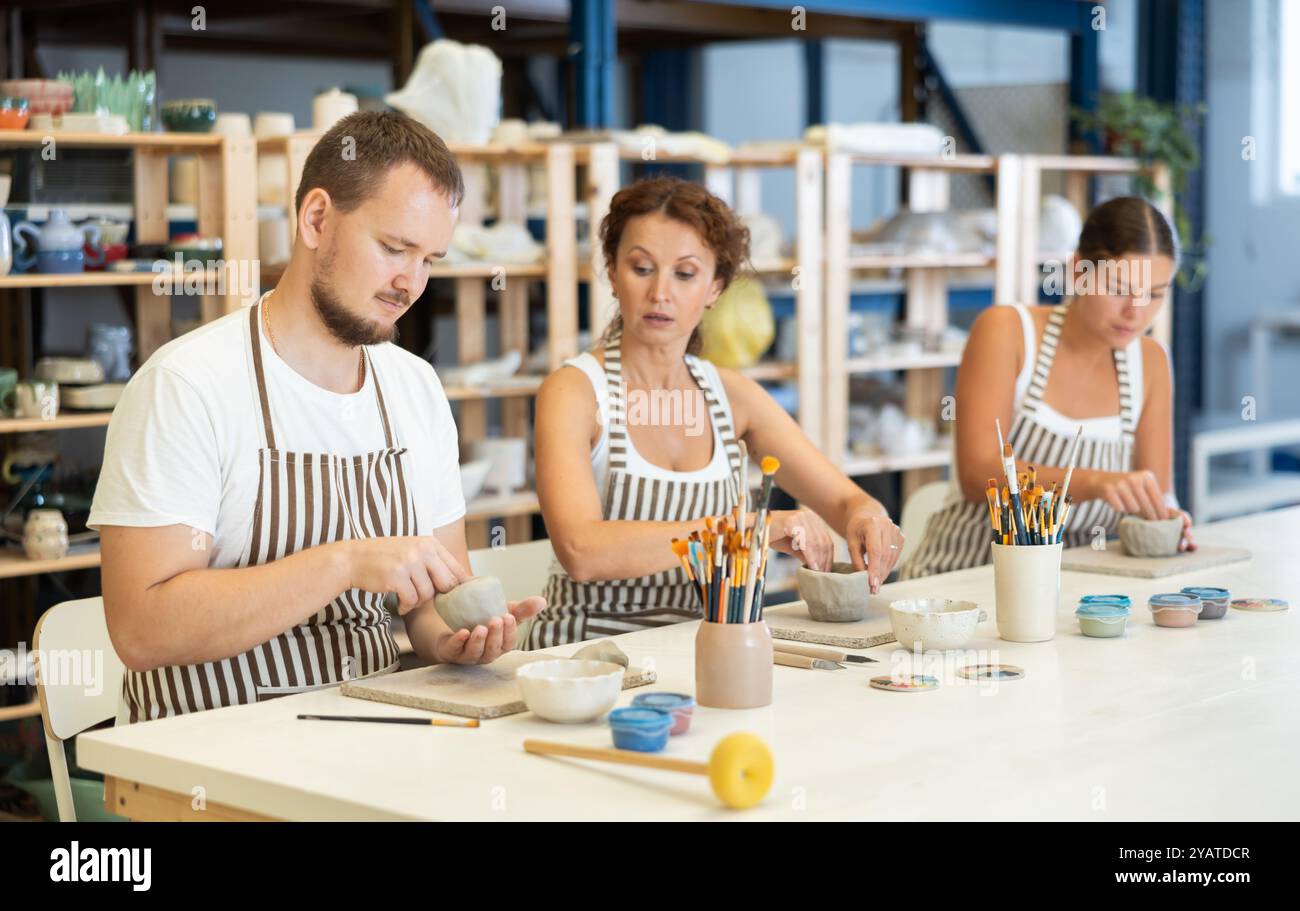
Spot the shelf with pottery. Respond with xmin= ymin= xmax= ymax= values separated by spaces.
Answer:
xmin=0 ymin=546 xmax=101 ymax=580
xmin=0 ymin=267 xmax=226 ymax=290
xmin=824 ymin=152 xmax=998 ymax=501
xmin=463 ymin=491 xmax=541 ymax=523
xmin=0 ymin=129 xmax=223 ymax=151
xmin=0 ymin=699 xmax=41 ymax=723
xmin=0 ymin=411 xmax=114 ymax=434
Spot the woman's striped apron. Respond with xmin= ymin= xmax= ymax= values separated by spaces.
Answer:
xmin=899 ymin=301 xmax=1137 ymax=579
xmin=121 ymin=304 xmax=415 ymax=722
xmin=527 ymin=331 xmax=743 ymax=648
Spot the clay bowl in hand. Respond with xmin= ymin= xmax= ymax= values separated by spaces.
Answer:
xmin=797 ymin=562 xmax=870 ymax=623
xmin=433 ymin=576 xmax=508 ymax=632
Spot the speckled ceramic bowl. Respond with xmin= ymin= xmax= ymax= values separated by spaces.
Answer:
xmin=516 ymin=659 xmax=624 ymax=723
xmin=889 ymin=598 xmax=986 ymax=651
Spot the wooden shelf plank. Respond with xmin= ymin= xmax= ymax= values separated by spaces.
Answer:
xmin=0 ymin=129 xmax=224 ymax=151
xmin=1024 ymin=155 xmax=1141 ymax=173
xmin=847 ymin=252 xmax=994 ymax=270
xmin=0 ymin=411 xmax=114 ymax=434
xmin=0 ymin=268 xmax=224 ymax=290
xmin=0 ymin=547 xmax=101 ymax=580
xmin=740 ymin=361 xmax=798 ymax=381
xmin=841 ymin=446 xmax=952 ymax=476
xmin=844 ymin=350 xmax=963 ymax=373
xmin=464 ymin=491 xmax=540 ymax=522
xmin=444 ymin=377 xmax=544 ymax=401
xmin=843 ymin=152 xmax=997 ymax=171
xmin=0 ymin=700 xmax=41 ymax=723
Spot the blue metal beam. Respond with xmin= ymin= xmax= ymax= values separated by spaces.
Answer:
xmin=569 ymin=0 xmax=616 ymax=127
xmin=677 ymin=0 xmax=1096 ymax=32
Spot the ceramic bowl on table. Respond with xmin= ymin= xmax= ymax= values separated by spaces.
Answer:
xmin=796 ymin=562 xmax=871 ymax=622
xmin=1118 ymin=515 xmax=1184 ymax=557
xmin=0 ymin=79 xmax=73 ymax=116
xmin=161 ymin=99 xmax=217 ymax=132
xmin=888 ymin=598 xmax=986 ymax=651
xmin=1149 ymin=593 xmax=1202 ymax=628
xmin=516 ymin=659 xmax=625 ymax=723
xmin=61 ymin=383 xmax=125 ymax=411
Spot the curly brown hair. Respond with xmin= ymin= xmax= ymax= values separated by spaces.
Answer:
xmin=598 ymin=175 xmax=751 ymax=355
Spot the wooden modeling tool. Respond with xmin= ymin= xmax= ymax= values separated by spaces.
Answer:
xmin=775 ymin=642 xmax=878 ymax=664
xmin=774 ymin=651 xmax=844 ymax=670
xmin=524 ymin=732 xmax=775 ymax=810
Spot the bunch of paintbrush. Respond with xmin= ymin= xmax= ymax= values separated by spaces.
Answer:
xmin=670 ymin=456 xmax=781 ymax=623
xmin=988 ymin=421 xmax=1083 ymax=545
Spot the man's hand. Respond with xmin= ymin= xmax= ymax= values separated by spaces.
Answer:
xmin=433 ymin=596 xmax=545 ymax=664
xmin=344 ymin=535 xmax=472 ymax=613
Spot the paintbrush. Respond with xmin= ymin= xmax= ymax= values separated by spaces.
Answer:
xmin=996 ymin=417 xmax=1006 ymax=462
xmin=738 ymin=440 xmax=750 ymax=530
xmin=1001 ymin=442 xmax=1029 ymax=545
xmin=298 ymin=714 xmax=479 ymax=728
xmin=1060 ymin=424 xmax=1084 ymax=506
xmin=671 ymin=538 xmax=705 ymax=610
xmin=741 ymin=456 xmax=781 ymax=618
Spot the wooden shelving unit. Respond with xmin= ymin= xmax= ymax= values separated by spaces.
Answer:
xmin=0 ymin=129 xmax=256 ymax=592
xmin=0 ymin=699 xmax=41 ymax=722
xmin=824 ymin=151 xmax=995 ymax=499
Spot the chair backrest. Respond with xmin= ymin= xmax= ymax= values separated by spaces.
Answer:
xmin=33 ymin=597 xmax=126 ymax=822
xmin=33 ymin=597 xmax=125 ymax=743
xmin=899 ymin=481 xmax=952 ymax=562
xmin=468 ymin=538 xmax=555 ymax=648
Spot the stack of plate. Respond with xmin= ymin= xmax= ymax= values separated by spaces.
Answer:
xmin=33 ymin=358 xmax=124 ymax=411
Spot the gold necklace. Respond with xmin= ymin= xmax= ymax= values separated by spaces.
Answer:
xmin=263 ymin=290 xmax=365 ymax=388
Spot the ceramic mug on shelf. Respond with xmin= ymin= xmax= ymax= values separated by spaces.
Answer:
xmin=12 ymin=209 xmax=104 ymax=273
xmin=12 ymin=379 xmax=59 ymax=420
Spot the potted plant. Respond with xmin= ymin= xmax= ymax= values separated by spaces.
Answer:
xmin=1072 ymin=92 xmax=1207 ymax=290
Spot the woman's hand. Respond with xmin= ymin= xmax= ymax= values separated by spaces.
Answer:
xmin=1176 ymin=510 xmax=1196 ymax=553
xmin=766 ymin=509 xmax=834 ymax=572
xmin=1096 ymin=469 xmax=1168 ymax=520
xmin=434 ymin=596 xmax=545 ymax=664
xmin=846 ymin=511 xmax=905 ymax=594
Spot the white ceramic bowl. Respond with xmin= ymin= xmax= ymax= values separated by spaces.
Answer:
xmin=61 ymin=383 xmax=125 ymax=410
xmin=889 ymin=598 xmax=987 ymax=651
xmin=516 ymin=659 xmax=625 ymax=723
xmin=35 ymin=357 xmax=104 ymax=385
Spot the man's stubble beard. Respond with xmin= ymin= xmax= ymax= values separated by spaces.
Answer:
xmin=310 ymin=247 xmax=402 ymax=347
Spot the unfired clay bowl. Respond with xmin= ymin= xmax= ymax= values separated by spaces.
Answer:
xmin=797 ymin=562 xmax=870 ymax=622
xmin=1118 ymin=515 xmax=1184 ymax=558
xmin=516 ymin=659 xmax=624 ymax=723
xmin=433 ymin=576 xmax=508 ymax=632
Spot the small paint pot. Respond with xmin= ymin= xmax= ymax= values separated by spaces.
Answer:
xmin=608 ymin=707 xmax=673 ymax=753
xmin=631 ymin=692 xmax=695 ymax=735
xmin=1080 ymin=594 xmax=1132 ymax=609
xmin=1149 ymin=593 xmax=1202 ymax=628
xmin=1075 ymin=602 xmax=1130 ymax=638
xmin=1181 ymin=586 xmax=1230 ymax=620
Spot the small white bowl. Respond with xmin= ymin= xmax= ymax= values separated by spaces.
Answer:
xmin=889 ymin=598 xmax=987 ymax=651
xmin=516 ymin=659 xmax=625 ymax=723
xmin=35 ymin=357 xmax=104 ymax=385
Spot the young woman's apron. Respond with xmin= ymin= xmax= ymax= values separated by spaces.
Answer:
xmin=527 ymin=332 xmax=744 ymax=648
xmin=899 ymin=301 xmax=1137 ymax=579
xmin=121 ymin=304 xmax=417 ymax=722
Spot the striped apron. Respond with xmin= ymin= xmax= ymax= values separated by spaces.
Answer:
xmin=527 ymin=332 xmax=743 ymax=648
xmin=899 ymin=301 xmax=1137 ymax=579
xmin=121 ymin=304 xmax=415 ymax=722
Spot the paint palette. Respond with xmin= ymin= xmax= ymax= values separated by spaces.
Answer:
xmin=869 ymin=674 xmax=939 ymax=693
xmin=1230 ymin=598 xmax=1289 ymax=613
xmin=957 ymin=664 xmax=1025 ymax=681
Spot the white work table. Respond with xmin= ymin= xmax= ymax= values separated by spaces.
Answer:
xmin=78 ymin=507 xmax=1300 ymax=821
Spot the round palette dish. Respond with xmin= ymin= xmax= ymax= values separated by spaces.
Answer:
xmin=608 ymin=706 xmax=673 ymax=752
xmin=1075 ymin=602 xmax=1130 ymax=638
xmin=1230 ymin=598 xmax=1288 ymax=613
xmin=1181 ymin=586 xmax=1230 ymax=620
xmin=630 ymin=692 xmax=695 ymax=735
xmin=1149 ymin=593 xmax=1202 ymax=628
xmin=956 ymin=664 xmax=1025 ymax=681
xmin=869 ymin=674 xmax=939 ymax=693
xmin=516 ymin=659 xmax=624 ymax=724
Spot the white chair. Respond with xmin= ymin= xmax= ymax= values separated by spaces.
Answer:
xmin=899 ymin=481 xmax=951 ymax=564
xmin=32 ymin=597 xmax=126 ymax=822
xmin=468 ymin=538 xmax=555 ymax=647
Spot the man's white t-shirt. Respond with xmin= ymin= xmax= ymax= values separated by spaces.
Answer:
xmin=89 ymin=298 xmax=465 ymax=569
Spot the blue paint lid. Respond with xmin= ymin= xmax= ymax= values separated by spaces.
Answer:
xmin=632 ymin=692 xmax=696 ymax=712
xmin=1181 ymin=586 xmax=1229 ymax=600
xmin=608 ymin=707 xmax=673 ymax=730
xmin=1080 ymin=594 xmax=1132 ymax=608
xmin=1076 ymin=602 xmax=1130 ymax=619
xmin=1149 ymin=592 xmax=1202 ymax=612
